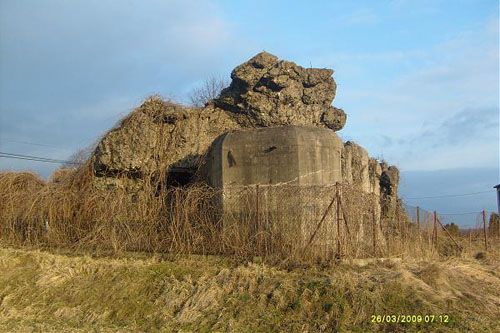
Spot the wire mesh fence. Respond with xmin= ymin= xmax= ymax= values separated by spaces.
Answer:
xmin=402 ymin=204 xmax=500 ymax=257
xmin=1 ymin=170 xmax=497 ymax=263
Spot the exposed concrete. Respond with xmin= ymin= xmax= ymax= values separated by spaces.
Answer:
xmin=341 ymin=141 xmax=370 ymax=193
xmin=368 ymin=158 xmax=382 ymax=196
xmin=203 ymin=125 xmax=343 ymax=247
xmin=93 ymin=98 xmax=241 ymax=185
xmin=213 ymin=52 xmax=347 ymax=131
xmin=380 ymin=162 xmax=400 ymax=223
xmin=341 ymin=141 xmax=388 ymax=246
xmin=92 ymin=52 xmax=346 ymax=186
xmin=204 ymin=125 xmax=343 ymax=189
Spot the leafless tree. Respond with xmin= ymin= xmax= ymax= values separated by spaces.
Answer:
xmin=63 ymin=142 xmax=97 ymax=168
xmin=189 ymin=76 xmax=229 ymax=107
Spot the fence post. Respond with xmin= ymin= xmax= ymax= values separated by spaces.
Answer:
xmin=336 ymin=183 xmax=341 ymax=259
xmin=436 ymin=217 xmax=462 ymax=252
xmin=256 ymin=184 xmax=261 ymax=254
xmin=433 ymin=211 xmax=438 ymax=251
xmin=417 ymin=206 xmax=420 ymax=232
xmin=372 ymin=207 xmax=377 ymax=257
xmin=483 ymin=210 xmax=488 ymax=252
xmin=305 ymin=188 xmax=336 ymax=251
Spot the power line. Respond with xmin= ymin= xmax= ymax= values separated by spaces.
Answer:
xmin=0 ymin=151 xmax=78 ymax=165
xmin=404 ymin=205 xmax=484 ymax=216
xmin=438 ymin=211 xmax=482 ymax=216
xmin=0 ymin=151 xmax=69 ymax=162
xmin=0 ymin=155 xmax=65 ymax=164
xmin=404 ymin=190 xmax=492 ymax=200
xmin=0 ymin=153 xmax=73 ymax=164
xmin=0 ymin=138 xmax=63 ymax=149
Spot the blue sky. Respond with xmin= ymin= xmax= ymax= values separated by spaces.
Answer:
xmin=0 ymin=0 xmax=498 ymax=225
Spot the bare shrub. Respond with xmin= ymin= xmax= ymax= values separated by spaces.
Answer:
xmin=188 ymin=76 xmax=229 ymax=107
xmin=63 ymin=141 xmax=98 ymax=169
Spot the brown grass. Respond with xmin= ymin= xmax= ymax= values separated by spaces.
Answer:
xmin=0 ymin=162 xmax=465 ymax=265
xmin=0 ymin=246 xmax=498 ymax=332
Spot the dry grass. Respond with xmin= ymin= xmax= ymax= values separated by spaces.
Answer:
xmin=0 ymin=246 xmax=498 ymax=332
xmin=0 ymin=164 xmax=443 ymax=264
xmin=1 ymin=164 xmax=494 ymax=265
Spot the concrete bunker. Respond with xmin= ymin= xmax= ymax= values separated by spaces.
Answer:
xmin=205 ymin=125 xmax=342 ymax=189
xmin=87 ymin=51 xmax=401 ymax=257
xmin=204 ymin=125 xmax=344 ymax=248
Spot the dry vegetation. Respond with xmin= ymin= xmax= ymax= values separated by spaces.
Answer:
xmin=1 ymin=98 xmax=499 ymax=331
xmin=0 ymin=165 xmax=497 ymax=263
xmin=1 ymin=166 xmax=499 ymax=331
xmin=0 ymin=167 xmax=458 ymax=263
xmin=0 ymin=246 xmax=499 ymax=332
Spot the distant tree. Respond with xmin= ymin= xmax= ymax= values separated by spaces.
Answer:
xmin=444 ymin=222 xmax=459 ymax=236
xmin=188 ymin=76 xmax=229 ymax=107
xmin=489 ymin=212 xmax=499 ymax=237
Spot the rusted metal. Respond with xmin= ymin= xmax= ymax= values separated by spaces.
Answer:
xmin=483 ymin=210 xmax=488 ymax=252
xmin=256 ymin=184 xmax=261 ymax=254
xmin=417 ymin=206 xmax=420 ymax=231
xmin=336 ymin=183 xmax=342 ymax=258
xmin=305 ymin=189 xmax=336 ymax=250
xmin=433 ymin=211 xmax=438 ymax=250
xmin=372 ymin=207 xmax=377 ymax=257
xmin=436 ymin=217 xmax=462 ymax=251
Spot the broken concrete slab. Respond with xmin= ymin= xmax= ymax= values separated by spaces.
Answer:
xmin=213 ymin=52 xmax=347 ymax=130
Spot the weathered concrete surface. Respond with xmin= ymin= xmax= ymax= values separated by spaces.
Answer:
xmin=204 ymin=126 xmax=343 ymax=189
xmin=368 ymin=158 xmax=382 ymax=196
xmin=89 ymin=51 xmax=402 ymax=237
xmin=380 ymin=162 xmax=400 ymax=222
xmin=341 ymin=141 xmax=370 ymax=193
xmin=341 ymin=141 xmax=387 ymax=245
xmin=92 ymin=52 xmax=346 ymax=184
xmin=204 ymin=125 xmax=343 ymax=247
xmin=93 ymin=98 xmax=241 ymax=183
xmin=213 ymin=52 xmax=347 ymax=130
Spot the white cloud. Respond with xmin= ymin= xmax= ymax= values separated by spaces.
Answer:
xmin=326 ymin=18 xmax=499 ymax=171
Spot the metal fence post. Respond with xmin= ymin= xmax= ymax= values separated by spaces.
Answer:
xmin=417 ymin=206 xmax=420 ymax=232
xmin=336 ymin=183 xmax=341 ymax=259
xmin=433 ymin=211 xmax=438 ymax=251
xmin=372 ymin=207 xmax=377 ymax=257
xmin=256 ymin=184 xmax=261 ymax=254
xmin=483 ymin=210 xmax=488 ymax=252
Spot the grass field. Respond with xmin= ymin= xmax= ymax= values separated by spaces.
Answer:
xmin=1 ymin=246 xmax=499 ymax=332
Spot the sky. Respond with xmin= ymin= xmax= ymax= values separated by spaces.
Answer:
xmin=0 ymin=0 xmax=498 ymax=226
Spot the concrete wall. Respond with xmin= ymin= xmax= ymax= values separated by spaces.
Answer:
xmin=203 ymin=125 xmax=397 ymax=252
xmin=205 ymin=126 xmax=343 ymax=189
xmin=204 ymin=125 xmax=343 ymax=248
